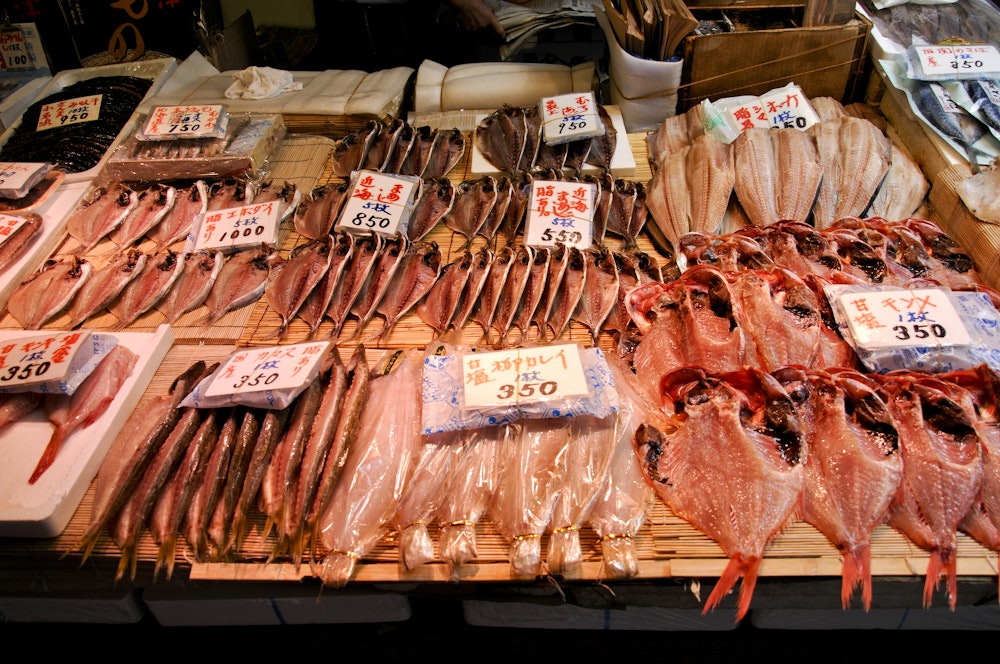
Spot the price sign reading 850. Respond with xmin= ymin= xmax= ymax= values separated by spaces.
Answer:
xmin=839 ymin=287 xmax=971 ymax=350
xmin=336 ymin=170 xmax=417 ymax=238
xmin=523 ymin=179 xmax=594 ymax=250
xmin=461 ymin=343 xmax=589 ymax=409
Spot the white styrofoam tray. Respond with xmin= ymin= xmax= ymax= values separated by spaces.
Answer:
xmin=0 ymin=57 xmax=178 ymax=184
xmin=0 ymin=324 xmax=173 ymax=538
xmin=0 ymin=179 xmax=90 ymax=313
xmin=470 ymin=104 xmax=637 ymax=177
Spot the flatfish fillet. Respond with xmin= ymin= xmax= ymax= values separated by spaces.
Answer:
xmin=646 ymin=145 xmax=691 ymax=248
xmin=687 ymin=134 xmax=735 ymax=234
xmin=867 ymin=142 xmax=929 ymax=220
xmin=108 ymin=249 xmax=185 ymax=329
xmin=833 ymin=117 xmax=891 ymax=220
xmin=956 ymin=159 xmax=1000 ymax=224
xmin=635 ymin=367 xmax=804 ymax=621
xmin=732 ymin=127 xmax=779 ymax=227
xmin=67 ymin=249 xmax=147 ymax=329
xmin=7 ymin=256 xmax=92 ymax=329
xmin=772 ymin=127 xmax=822 ymax=223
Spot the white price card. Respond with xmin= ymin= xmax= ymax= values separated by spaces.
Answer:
xmin=195 ymin=200 xmax=280 ymax=252
xmin=0 ymin=25 xmax=43 ymax=70
xmin=336 ymin=170 xmax=418 ymax=238
xmin=0 ymin=213 xmax=32 ymax=246
xmin=0 ymin=330 xmax=91 ymax=389
xmin=203 ymin=341 xmax=331 ymax=399
xmin=838 ymin=287 xmax=971 ymax=350
xmin=722 ymin=84 xmax=819 ymax=133
xmin=36 ymin=95 xmax=102 ymax=131
xmin=523 ymin=179 xmax=594 ymax=249
xmin=539 ymin=92 xmax=604 ymax=145
xmin=461 ymin=343 xmax=589 ymax=409
xmin=913 ymin=44 xmax=1000 ymax=78
xmin=141 ymin=104 xmax=227 ymax=140
xmin=0 ymin=162 xmax=49 ymax=193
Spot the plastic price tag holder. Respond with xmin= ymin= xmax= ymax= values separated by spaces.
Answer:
xmin=538 ymin=91 xmax=605 ymax=146
xmin=523 ymin=178 xmax=594 ymax=249
xmin=195 ymin=200 xmax=280 ymax=253
xmin=202 ymin=341 xmax=332 ymax=403
xmin=910 ymin=44 xmax=1000 ymax=80
xmin=461 ymin=343 xmax=589 ymax=409
xmin=139 ymin=104 xmax=228 ymax=141
xmin=336 ymin=169 xmax=419 ymax=239
xmin=0 ymin=162 xmax=52 ymax=199
xmin=838 ymin=287 xmax=971 ymax=350
xmin=36 ymin=95 xmax=102 ymax=131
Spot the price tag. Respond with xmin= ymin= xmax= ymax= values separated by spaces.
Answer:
xmin=0 ymin=24 xmax=44 ymax=71
xmin=336 ymin=170 xmax=418 ymax=238
xmin=141 ymin=104 xmax=227 ymax=140
xmin=461 ymin=343 xmax=589 ymax=409
xmin=721 ymin=85 xmax=819 ymax=133
xmin=539 ymin=92 xmax=604 ymax=145
xmin=523 ymin=179 xmax=594 ymax=249
xmin=203 ymin=341 xmax=331 ymax=399
xmin=36 ymin=95 xmax=102 ymax=131
xmin=0 ymin=213 xmax=31 ymax=246
xmin=838 ymin=287 xmax=971 ymax=350
xmin=0 ymin=162 xmax=49 ymax=194
xmin=975 ymin=79 xmax=1000 ymax=107
xmin=0 ymin=330 xmax=90 ymax=389
xmin=913 ymin=44 xmax=1000 ymax=78
xmin=195 ymin=200 xmax=280 ymax=252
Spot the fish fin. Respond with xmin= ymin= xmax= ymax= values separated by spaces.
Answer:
xmin=841 ymin=546 xmax=869 ymax=610
xmin=704 ymin=554 xmax=748 ymax=620
xmin=28 ymin=428 xmax=66 ymax=484
xmin=734 ymin=556 xmax=760 ymax=623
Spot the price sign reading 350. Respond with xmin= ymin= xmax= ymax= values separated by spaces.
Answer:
xmin=204 ymin=341 xmax=332 ymax=398
xmin=461 ymin=343 xmax=589 ymax=409
xmin=839 ymin=287 xmax=971 ymax=350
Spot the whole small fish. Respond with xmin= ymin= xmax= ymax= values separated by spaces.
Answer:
xmin=964 ymin=79 xmax=1000 ymax=132
xmin=325 ymin=232 xmax=382 ymax=339
xmin=263 ymin=235 xmax=334 ymax=340
xmin=67 ymin=249 xmax=147 ymax=329
xmin=406 ymin=177 xmax=454 ymax=242
xmin=914 ymin=82 xmax=988 ymax=167
xmin=422 ymin=127 xmax=466 ymax=179
xmin=0 ymin=212 xmax=42 ymax=275
xmin=372 ymin=240 xmax=442 ymax=340
xmin=148 ymin=180 xmax=208 ymax=250
xmin=203 ymin=245 xmax=276 ymax=325
xmin=109 ymin=183 xmax=177 ymax=248
xmin=294 ymin=182 xmax=350 ymax=240
xmin=546 ymin=245 xmax=588 ymax=340
xmin=207 ymin=408 xmax=261 ymax=557
xmin=469 ymin=245 xmax=514 ymax=342
xmin=491 ymin=244 xmax=534 ymax=348
xmin=444 ymin=176 xmax=498 ymax=248
xmin=184 ymin=406 xmax=239 ymax=562
xmin=30 ymin=344 xmax=139 ymax=485
xmin=66 ymin=182 xmax=138 ymax=253
xmin=156 ymin=249 xmax=225 ymax=324
xmin=349 ymin=235 xmax=408 ymax=340
xmin=573 ymin=246 xmax=621 ymax=346
xmin=297 ymin=232 xmax=354 ymax=337
xmin=7 ymin=256 xmax=92 ymax=330
xmin=108 ymin=249 xmax=185 ymax=330
xmin=450 ymin=245 xmax=494 ymax=332
xmin=415 ymin=250 xmax=474 ymax=338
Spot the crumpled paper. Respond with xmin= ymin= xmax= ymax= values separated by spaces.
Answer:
xmin=225 ymin=66 xmax=303 ymax=100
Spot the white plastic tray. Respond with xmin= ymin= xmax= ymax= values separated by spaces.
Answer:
xmin=0 ymin=58 xmax=178 ymax=184
xmin=0 ymin=324 xmax=173 ymax=538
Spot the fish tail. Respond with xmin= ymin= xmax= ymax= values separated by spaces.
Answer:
xmin=735 ymin=556 xmax=760 ymax=623
xmin=704 ymin=555 xmax=750 ymax=621
xmin=155 ymin=535 xmax=177 ymax=582
xmin=923 ymin=549 xmax=946 ymax=609
xmin=28 ymin=428 xmax=67 ymax=485
xmin=840 ymin=546 xmax=869 ymax=610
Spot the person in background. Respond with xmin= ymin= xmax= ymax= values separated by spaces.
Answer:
xmin=309 ymin=0 xmax=522 ymax=71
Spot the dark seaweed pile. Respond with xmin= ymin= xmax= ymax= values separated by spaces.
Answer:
xmin=0 ymin=75 xmax=152 ymax=173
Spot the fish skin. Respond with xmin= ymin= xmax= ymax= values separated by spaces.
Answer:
xmin=443 ymin=175 xmax=498 ymax=247
xmin=572 ymin=246 xmax=620 ymax=346
xmin=406 ymin=177 xmax=455 ymax=242
xmin=325 ymin=232 xmax=382 ymax=339
xmin=74 ymin=360 xmax=213 ymax=563
xmin=0 ymin=391 xmax=42 ymax=432
xmin=7 ymin=256 xmax=93 ymax=330
xmin=184 ymin=406 xmax=239 ymax=562
xmin=422 ymin=127 xmax=466 ymax=179
xmin=298 ymin=232 xmax=355 ymax=337
xmin=450 ymin=245 xmax=494 ymax=333
xmin=108 ymin=249 xmax=185 ymax=330
xmin=475 ymin=106 xmax=528 ymax=175
xmin=348 ymin=235 xmax=408 ymax=340
xmin=964 ymin=79 xmax=1000 ymax=132
xmin=148 ymin=180 xmax=208 ymax=250
xmin=67 ymin=249 xmax=147 ymax=329
xmin=203 ymin=245 xmax=276 ymax=325
xmin=372 ymin=240 xmax=442 ymax=340
xmin=415 ymin=250 xmax=474 ymax=338
xmin=914 ymin=82 xmax=987 ymax=161
xmin=109 ymin=183 xmax=176 ymax=248
xmin=29 ymin=344 xmax=139 ymax=485
xmin=156 ymin=249 xmax=225 ymax=324
xmin=294 ymin=182 xmax=350 ymax=240
xmin=66 ymin=182 xmax=138 ymax=253
xmin=263 ymin=235 xmax=334 ymax=340
xmin=546 ymin=245 xmax=588 ymax=341
xmin=0 ymin=212 xmax=42 ymax=275
xmin=491 ymin=244 xmax=534 ymax=348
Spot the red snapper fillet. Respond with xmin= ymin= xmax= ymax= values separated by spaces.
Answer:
xmin=634 ymin=367 xmax=805 ymax=621
xmin=775 ymin=367 xmax=903 ymax=610
xmin=875 ymin=372 xmax=984 ymax=609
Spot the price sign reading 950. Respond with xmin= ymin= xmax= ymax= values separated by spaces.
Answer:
xmin=461 ymin=343 xmax=589 ymax=409
xmin=839 ymin=288 xmax=971 ymax=350
xmin=195 ymin=201 xmax=280 ymax=252
xmin=336 ymin=170 xmax=417 ymax=238
xmin=36 ymin=95 xmax=102 ymax=131
xmin=539 ymin=91 xmax=603 ymax=144
xmin=523 ymin=179 xmax=594 ymax=249
xmin=204 ymin=341 xmax=331 ymax=398
xmin=913 ymin=45 xmax=1000 ymax=78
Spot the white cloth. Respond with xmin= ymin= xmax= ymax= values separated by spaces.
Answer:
xmin=225 ymin=66 xmax=303 ymax=100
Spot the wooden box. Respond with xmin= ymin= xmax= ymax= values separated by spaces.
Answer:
xmin=678 ymin=7 xmax=871 ymax=111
